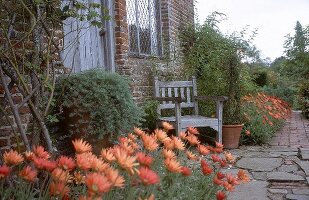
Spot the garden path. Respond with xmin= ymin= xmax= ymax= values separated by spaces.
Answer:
xmin=227 ymin=111 xmax=309 ymax=200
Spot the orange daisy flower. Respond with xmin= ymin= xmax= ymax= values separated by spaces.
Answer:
xmin=136 ymin=152 xmax=153 ymax=167
xmin=185 ymin=150 xmax=199 ymax=161
xmin=211 ymin=154 xmax=221 ymax=163
xmin=164 ymin=158 xmax=182 ymax=173
xmin=141 ymin=134 xmax=159 ymax=151
xmin=220 ymin=159 xmax=227 ymax=167
xmin=237 ymin=169 xmax=250 ymax=183
xmin=197 ymin=144 xmax=210 ymax=155
xmin=154 ymin=129 xmax=168 ymax=142
xmin=3 ymin=149 xmax=24 ymax=166
xmin=226 ymin=174 xmax=239 ymax=185
xmin=138 ymin=167 xmax=160 ymax=186
xmin=163 ymin=137 xmax=175 ymax=150
xmin=90 ymin=157 xmax=109 ymax=173
xmin=223 ymin=181 xmax=235 ymax=191
xmin=162 ymin=121 xmax=174 ymax=131
xmin=0 ymin=165 xmax=10 ymax=179
xmin=172 ymin=136 xmax=185 ymax=150
xmin=201 ymin=160 xmax=213 ymax=175
xmin=33 ymin=157 xmax=57 ymax=171
xmin=32 ymin=145 xmax=50 ymax=159
xmin=128 ymin=133 xmax=137 ymax=141
xmin=19 ymin=166 xmax=37 ymax=182
xmin=133 ymin=127 xmax=145 ymax=136
xmin=216 ymin=171 xmax=226 ymax=180
xmin=186 ymin=134 xmax=200 ymax=146
xmin=181 ymin=166 xmax=192 ymax=176
xmin=57 ymin=156 xmax=75 ymax=171
xmin=73 ymin=171 xmax=85 ymax=185
xmin=76 ymin=153 xmax=92 ymax=170
xmin=216 ymin=191 xmax=226 ymax=200
xmin=113 ymin=146 xmax=138 ymax=174
xmin=224 ymin=152 xmax=235 ymax=163
xmin=120 ymin=141 xmax=135 ymax=155
xmin=24 ymin=151 xmax=34 ymax=161
xmin=162 ymin=149 xmax=176 ymax=159
xmin=85 ymin=173 xmax=112 ymax=195
xmin=104 ymin=167 xmax=125 ymax=188
xmin=49 ymin=181 xmax=70 ymax=197
xmin=187 ymin=126 xmax=199 ymax=135
xmin=179 ymin=131 xmax=187 ymax=140
xmin=101 ymin=148 xmax=116 ymax=163
xmin=215 ymin=142 xmax=224 ymax=149
xmin=213 ymin=176 xmax=224 ymax=186
xmin=72 ymin=139 xmax=92 ymax=154
xmin=51 ymin=168 xmax=70 ymax=183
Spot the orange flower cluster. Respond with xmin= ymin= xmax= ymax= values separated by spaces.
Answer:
xmin=0 ymin=123 xmax=249 ymax=199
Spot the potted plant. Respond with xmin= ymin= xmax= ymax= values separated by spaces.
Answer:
xmin=222 ymin=54 xmax=244 ymax=149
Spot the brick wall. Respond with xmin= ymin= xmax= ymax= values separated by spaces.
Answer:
xmin=115 ymin=0 xmax=195 ymax=104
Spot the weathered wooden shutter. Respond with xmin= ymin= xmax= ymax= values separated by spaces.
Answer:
xmin=62 ymin=0 xmax=107 ymax=72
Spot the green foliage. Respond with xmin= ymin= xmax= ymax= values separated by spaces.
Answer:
xmin=180 ymin=13 xmax=256 ymax=124
xmin=140 ymin=100 xmax=159 ymax=131
xmin=298 ymin=80 xmax=309 ymax=119
xmin=55 ymin=69 xmax=143 ymax=139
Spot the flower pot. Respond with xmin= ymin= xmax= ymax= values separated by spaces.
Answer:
xmin=222 ymin=124 xmax=244 ymax=149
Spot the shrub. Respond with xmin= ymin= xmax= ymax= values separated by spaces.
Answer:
xmin=0 ymin=125 xmax=250 ymax=199
xmin=298 ymin=80 xmax=309 ymax=119
xmin=55 ymin=69 xmax=143 ymax=139
xmin=241 ymin=93 xmax=291 ymax=144
xmin=140 ymin=99 xmax=159 ymax=131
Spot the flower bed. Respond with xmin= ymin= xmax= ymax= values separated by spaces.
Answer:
xmin=0 ymin=124 xmax=249 ymax=199
xmin=241 ymin=92 xmax=291 ymax=144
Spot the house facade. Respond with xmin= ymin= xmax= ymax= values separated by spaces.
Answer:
xmin=0 ymin=0 xmax=194 ymax=151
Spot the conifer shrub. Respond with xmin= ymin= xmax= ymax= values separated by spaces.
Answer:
xmin=55 ymin=69 xmax=143 ymax=140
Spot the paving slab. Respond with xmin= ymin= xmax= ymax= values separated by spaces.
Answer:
xmin=300 ymin=148 xmax=309 ymax=160
xmin=266 ymin=147 xmax=298 ymax=152
xmin=292 ymin=188 xmax=309 ymax=195
xmin=286 ymin=194 xmax=309 ymax=200
xmin=236 ymin=157 xmax=282 ymax=172
xmin=227 ymin=181 xmax=268 ymax=200
xmin=277 ymin=165 xmax=299 ymax=172
xmin=268 ymin=188 xmax=288 ymax=194
xmin=267 ymin=172 xmax=305 ymax=182
xmin=296 ymin=161 xmax=309 ymax=175
xmin=252 ymin=171 xmax=267 ymax=180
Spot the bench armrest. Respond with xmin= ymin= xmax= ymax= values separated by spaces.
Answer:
xmin=194 ymin=96 xmax=228 ymax=102
xmin=154 ymin=97 xmax=186 ymax=103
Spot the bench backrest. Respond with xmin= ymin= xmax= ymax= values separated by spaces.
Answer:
xmin=154 ymin=76 xmax=198 ymax=115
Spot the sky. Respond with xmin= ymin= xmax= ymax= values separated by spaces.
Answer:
xmin=195 ymin=0 xmax=309 ymax=61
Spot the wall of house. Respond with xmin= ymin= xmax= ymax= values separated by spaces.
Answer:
xmin=114 ymin=0 xmax=195 ymax=104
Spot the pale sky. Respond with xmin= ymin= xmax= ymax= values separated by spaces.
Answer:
xmin=195 ymin=0 xmax=309 ymax=61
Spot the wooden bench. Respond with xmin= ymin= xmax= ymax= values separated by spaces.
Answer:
xmin=154 ymin=76 xmax=228 ymax=143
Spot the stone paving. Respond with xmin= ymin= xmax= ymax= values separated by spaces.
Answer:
xmin=227 ymin=111 xmax=309 ymax=200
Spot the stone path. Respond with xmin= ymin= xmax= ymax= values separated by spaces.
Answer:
xmin=227 ymin=111 xmax=309 ymax=200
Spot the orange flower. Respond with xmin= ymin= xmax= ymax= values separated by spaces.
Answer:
xmin=223 ymin=181 xmax=234 ymax=191
xmin=85 ymin=173 xmax=112 ymax=195
xmin=24 ymin=151 xmax=34 ymax=161
xmin=162 ymin=121 xmax=174 ymax=131
xmin=224 ymin=152 xmax=235 ymax=163
xmin=51 ymin=168 xmax=70 ymax=182
xmin=179 ymin=132 xmax=187 ymax=140
xmin=58 ymin=156 xmax=75 ymax=171
xmin=187 ymin=126 xmax=199 ymax=135
xmin=136 ymin=152 xmax=153 ymax=167
xmin=213 ymin=176 xmax=224 ymax=185
xmin=201 ymin=160 xmax=213 ymax=175
xmin=33 ymin=157 xmax=57 ymax=171
xmin=164 ymin=158 xmax=182 ymax=173
xmin=72 ymin=139 xmax=92 ymax=154
xmin=128 ymin=133 xmax=137 ymax=141
xmin=3 ymin=150 xmax=24 ymax=166
xmin=32 ymin=146 xmax=50 ymax=160
xmin=162 ymin=149 xmax=176 ymax=159
xmin=113 ymin=146 xmax=138 ymax=174
xmin=211 ymin=154 xmax=221 ymax=163
xmin=154 ymin=129 xmax=168 ymax=142
xmin=185 ymin=150 xmax=199 ymax=161
xmin=101 ymin=148 xmax=116 ymax=163
xmin=216 ymin=171 xmax=225 ymax=180
xmin=216 ymin=191 xmax=226 ymax=200
xmin=141 ymin=134 xmax=159 ymax=151
xmin=138 ymin=167 xmax=160 ymax=186
xmin=186 ymin=133 xmax=200 ymax=146
xmin=181 ymin=166 xmax=192 ymax=176
xmin=163 ymin=137 xmax=175 ymax=150
xmin=0 ymin=165 xmax=10 ymax=179
xmin=138 ymin=194 xmax=155 ymax=200
xmin=49 ymin=182 xmax=70 ymax=197
xmin=220 ymin=159 xmax=227 ymax=167
xmin=237 ymin=169 xmax=250 ymax=183
xmin=73 ymin=171 xmax=85 ymax=184
xmin=104 ymin=167 xmax=125 ymax=188
xmin=120 ymin=141 xmax=135 ymax=155
xmin=90 ymin=157 xmax=109 ymax=173
xmin=197 ymin=144 xmax=210 ymax=155
xmin=76 ymin=153 xmax=92 ymax=170
xmin=19 ymin=166 xmax=37 ymax=182
xmin=133 ymin=127 xmax=145 ymax=136
xmin=226 ymin=174 xmax=239 ymax=185
xmin=172 ymin=136 xmax=185 ymax=150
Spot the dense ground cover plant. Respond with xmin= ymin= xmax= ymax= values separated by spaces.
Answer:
xmin=241 ymin=93 xmax=291 ymax=144
xmin=298 ymin=80 xmax=309 ymax=119
xmin=0 ymin=124 xmax=249 ymax=199
xmin=54 ymin=69 xmax=143 ymax=140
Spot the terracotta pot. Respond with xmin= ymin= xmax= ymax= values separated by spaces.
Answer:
xmin=222 ymin=124 xmax=244 ymax=149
